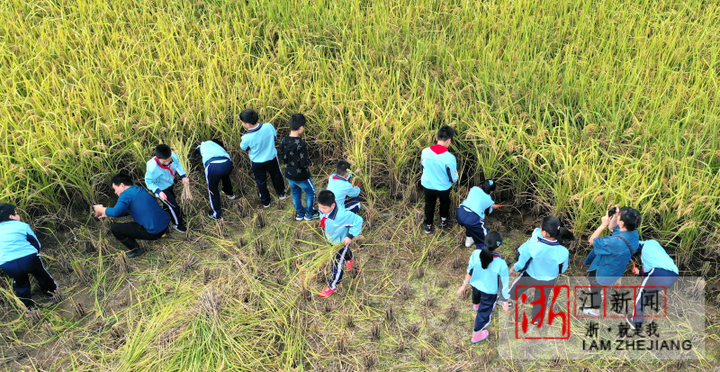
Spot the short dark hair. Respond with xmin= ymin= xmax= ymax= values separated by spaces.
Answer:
xmin=240 ymin=109 xmax=259 ymax=125
xmin=210 ymin=139 xmax=226 ymax=149
xmin=155 ymin=144 xmax=172 ymax=160
xmin=437 ymin=125 xmax=455 ymax=141
xmin=317 ymin=190 xmax=336 ymax=207
xmin=289 ymin=113 xmax=306 ymax=131
xmin=336 ymin=160 xmax=351 ymax=175
xmin=110 ymin=173 xmax=133 ymax=187
xmin=619 ymin=207 xmax=642 ymax=231
xmin=0 ymin=203 xmax=17 ymax=222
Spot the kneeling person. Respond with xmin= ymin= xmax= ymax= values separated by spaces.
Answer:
xmin=317 ymin=190 xmax=363 ymax=298
xmin=94 ymin=174 xmax=171 ymax=258
xmin=0 ymin=204 xmax=58 ymax=315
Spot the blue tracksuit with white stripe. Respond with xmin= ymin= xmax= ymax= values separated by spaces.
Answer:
xmin=240 ymin=123 xmax=285 ymax=205
xmin=145 ymin=153 xmax=187 ymax=227
xmin=510 ymin=236 xmax=569 ymax=321
xmin=327 ymin=173 xmax=361 ymax=214
xmin=0 ymin=220 xmax=56 ymax=308
xmin=321 ymin=205 xmax=363 ymax=289
xmin=631 ymin=240 xmax=679 ymax=326
xmin=467 ymin=251 xmax=510 ymax=332
xmin=457 ymin=187 xmax=494 ymax=248
xmin=197 ymin=141 xmax=234 ymax=219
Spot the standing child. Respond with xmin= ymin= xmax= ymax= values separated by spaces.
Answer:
xmin=280 ymin=113 xmax=319 ymax=221
xmin=421 ymin=125 xmax=458 ymax=234
xmin=327 ymin=160 xmax=361 ymax=214
xmin=196 ymin=139 xmax=235 ymax=221
xmin=457 ymin=180 xmax=501 ymax=248
xmin=456 ymin=231 xmax=510 ymax=343
xmin=239 ymin=109 xmax=286 ymax=208
xmin=0 ymin=204 xmax=58 ymax=316
xmin=316 ymin=190 xmax=363 ymax=298
xmin=145 ymin=144 xmax=189 ymax=233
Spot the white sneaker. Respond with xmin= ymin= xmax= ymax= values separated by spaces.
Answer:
xmin=464 ymin=236 xmax=474 ymax=248
xmin=225 ymin=194 xmax=236 ymax=200
xmin=582 ymin=308 xmax=600 ymax=317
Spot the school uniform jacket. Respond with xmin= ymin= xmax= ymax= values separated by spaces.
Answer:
xmin=197 ymin=141 xmax=231 ymax=167
xmin=420 ymin=144 xmax=458 ymax=191
xmin=320 ymin=205 xmax=364 ymax=245
xmin=514 ymin=236 xmax=569 ymax=281
xmin=0 ymin=220 xmax=41 ymax=265
xmin=467 ymin=252 xmax=510 ymax=300
xmin=240 ymin=123 xmax=278 ymax=163
xmin=145 ymin=153 xmax=187 ymax=194
xmin=638 ymin=240 xmax=678 ymax=275
xmin=583 ymin=226 xmax=639 ymax=285
xmin=327 ymin=173 xmax=360 ymax=207
xmin=105 ymin=186 xmax=171 ymax=234
xmin=459 ymin=187 xmax=495 ymax=219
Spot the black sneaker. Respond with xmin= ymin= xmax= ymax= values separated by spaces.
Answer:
xmin=262 ymin=203 xmax=271 ymax=208
xmin=278 ymin=193 xmax=288 ymax=201
xmin=440 ymin=219 xmax=448 ymax=228
xmin=127 ymin=247 xmax=146 ymax=258
xmin=173 ymin=224 xmax=187 ymax=233
xmin=223 ymin=192 xmax=236 ymax=200
xmin=208 ymin=211 xmax=223 ymax=221
xmin=424 ymin=224 xmax=432 ymax=234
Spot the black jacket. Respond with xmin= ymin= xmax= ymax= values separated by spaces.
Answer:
xmin=280 ymin=136 xmax=311 ymax=181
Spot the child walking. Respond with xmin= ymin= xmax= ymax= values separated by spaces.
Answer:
xmin=456 ymin=231 xmax=510 ymax=343
xmin=145 ymin=144 xmax=189 ymax=232
xmin=239 ymin=109 xmax=286 ymax=208
xmin=280 ymin=113 xmax=319 ymax=221
xmin=196 ymin=139 xmax=235 ymax=220
xmin=457 ymin=180 xmax=500 ymax=248
xmin=420 ymin=125 xmax=458 ymax=234
xmin=316 ymin=190 xmax=364 ymax=298
xmin=327 ymin=160 xmax=361 ymax=214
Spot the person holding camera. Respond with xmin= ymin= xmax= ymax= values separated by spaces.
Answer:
xmin=582 ymin=205 xmax=641 ymax=316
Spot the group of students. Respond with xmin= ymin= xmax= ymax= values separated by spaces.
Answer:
xmin=0 ymin=121 xmax=682 ymax=348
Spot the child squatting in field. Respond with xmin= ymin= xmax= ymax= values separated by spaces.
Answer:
xmin=316 ymin=190 xmax=363 ymax=298
xmin=456 ymin=180 xmax=502 ymax=249
xmin=327 ymin=160 xmax=362 ymax=214
xmin=0 ymin=203 xmax=59 ymax=316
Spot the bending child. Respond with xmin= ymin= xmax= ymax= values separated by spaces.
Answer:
xmin=327 ymin=160 xmax=361 ymax=214
xmin=457 ymin=180 xmax=501 ymax=248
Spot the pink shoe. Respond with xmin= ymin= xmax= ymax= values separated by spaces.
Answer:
xmin=346 ymin=259 xmax=354 ymax=271
xmin=471 ymin=330 xmax=489 ymax=343
xmin=473 ymin=304 xmax=480 ymax=311
xmin=318 ymin=286 xmax=337 ymax=298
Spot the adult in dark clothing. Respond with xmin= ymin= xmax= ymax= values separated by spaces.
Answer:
xmin=93 ymin=174 xmax=171 ymax=258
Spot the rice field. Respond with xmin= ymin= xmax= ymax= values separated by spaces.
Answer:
xmin=1 ymin=0 xmax=720 ymax=370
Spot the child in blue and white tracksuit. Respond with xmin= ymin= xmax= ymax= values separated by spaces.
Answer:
xmin=457 ymin=180 xmax=496 ymax=248
xmin=420 ymin=125 xmax=458 ymax=233
xmin=197 ymin=140 xmax=235 ymax=220
xmin=456 ymin=231 xmax=509 ymax=343
xmin=239 ymin=109 xmax=286 ymax=207
xmin=316 ymin=190 xmax=364 ymax=298
xmin=628 ymin=239 xmax=679 ymax=329
xmin=145 ymin=144 xmax=189 ymax=232
xmin=509 ymin=216 xmax=574 ymax=323
xmin=0 ymin=204 xmax=57 ymax=312
xmin=327 ymin=160 xmax=361 ymax=214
